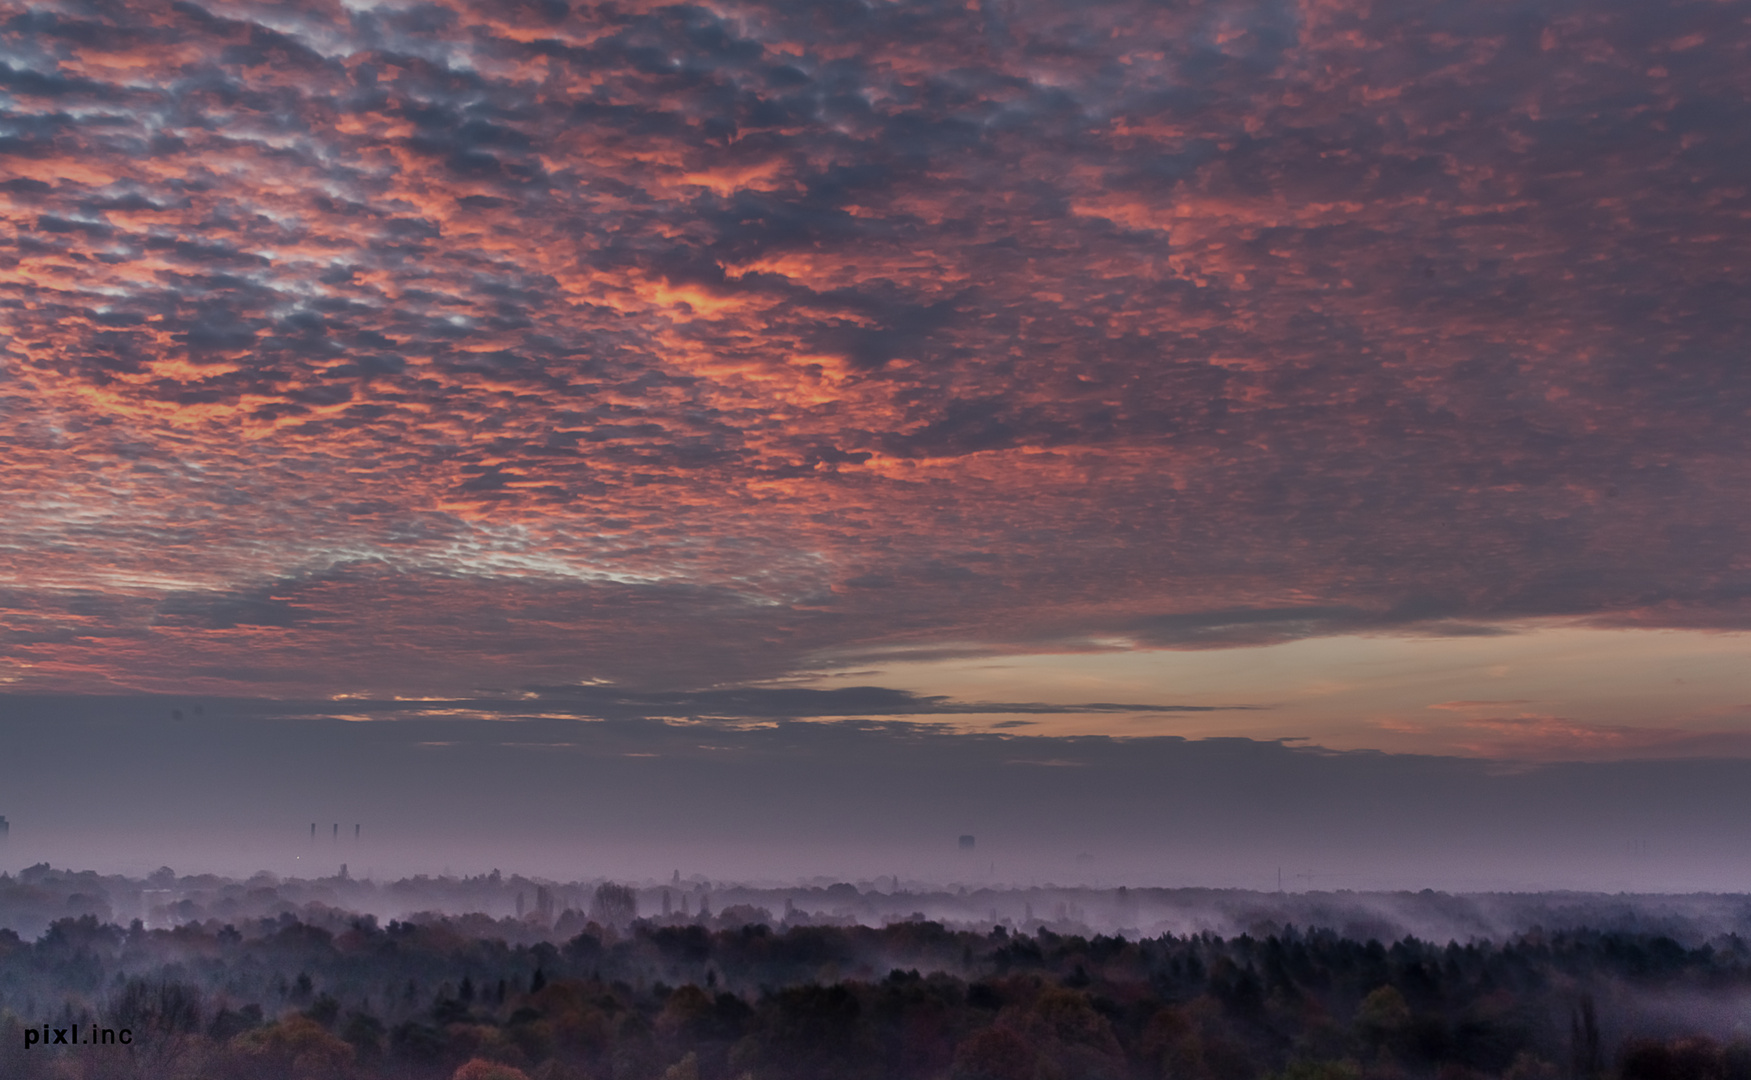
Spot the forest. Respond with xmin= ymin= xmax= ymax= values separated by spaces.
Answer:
xmin=1 ymin=866 xmax=1748 ymax=1080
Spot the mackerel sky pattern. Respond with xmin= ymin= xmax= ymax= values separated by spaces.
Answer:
xmin=2 ymin=0 xmax=1749 ymax=696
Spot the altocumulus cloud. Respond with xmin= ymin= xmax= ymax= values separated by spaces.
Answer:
xmin=0 ymin=0 xmax=1748 ymax=694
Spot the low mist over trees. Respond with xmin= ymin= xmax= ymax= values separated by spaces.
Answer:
xmin=2 ymin=867 xmax=1750 ymax=1079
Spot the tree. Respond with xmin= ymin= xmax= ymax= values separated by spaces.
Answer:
xmin=591 ymin=883 xmax=638 ymax=926
xmin=454 ymin=1060 xmax=533 ymax=1080
xmin=1570 ymin=996 xmax=1603 ymax=1079
xmin=951 ymin=1026 xmax=1039 ymax=1080
xmin=232 ymin=1015 xmax=356 ymax=1079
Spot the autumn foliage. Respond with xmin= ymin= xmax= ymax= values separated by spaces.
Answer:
xmin=1 ymin=911 xmax=1748 ymax=1079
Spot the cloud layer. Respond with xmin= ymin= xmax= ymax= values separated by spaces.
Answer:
xmin=3 ymin=0 xmax=1749 ymax=695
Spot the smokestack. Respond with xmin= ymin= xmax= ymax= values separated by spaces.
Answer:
xmin=310 ymin=822 xmax=316 ymax=840
xmin=355 ymin=824 xmax=360 ymax=840
xmin=332 ymin=823 xmax=338 ymax=841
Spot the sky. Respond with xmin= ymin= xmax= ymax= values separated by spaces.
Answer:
xmin=2 ymin=0 xmax=1750 ymax=884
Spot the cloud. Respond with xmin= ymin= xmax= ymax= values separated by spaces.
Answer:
xmin=1 ymin=0 xmax=1748 ymax=696
xmin=519 ymin=683 xmax=1255 ymax=720
xmin=1123 ymin=605 xmax=1514 ymax=649
xmin=1445 ymin=714 xmax=1751 ymax=762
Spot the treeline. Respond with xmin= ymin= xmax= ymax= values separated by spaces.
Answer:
xmin=11 ymin=863 xmax=1751 ymax=946
xmin=2 ymin=908 xmax=1750 ymax=1079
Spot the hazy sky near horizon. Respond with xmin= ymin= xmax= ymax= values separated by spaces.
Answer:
xmin=8 ymin=694 xmax=1751 ymax=891
xmin=3 ymin=0 xmax=1751 ymax=765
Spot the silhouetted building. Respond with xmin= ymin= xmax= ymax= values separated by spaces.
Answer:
xmin=0 ymin=815 xmax=8 ymax=840
xmin=959 ymin=834 xmax=976 ymax=850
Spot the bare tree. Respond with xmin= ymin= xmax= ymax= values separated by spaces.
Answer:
xmin=591 ymin=882 xmax=638 ymax=926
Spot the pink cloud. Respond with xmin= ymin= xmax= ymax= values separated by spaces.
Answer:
xmin=1 ymin=0 xmax=1748 ymax=701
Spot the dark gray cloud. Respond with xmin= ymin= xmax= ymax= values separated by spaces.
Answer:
xmin=330 ymin=684 xmax=1255 ymax=721
xmin=1124 ymin=605 xmax=1511 ymax=648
